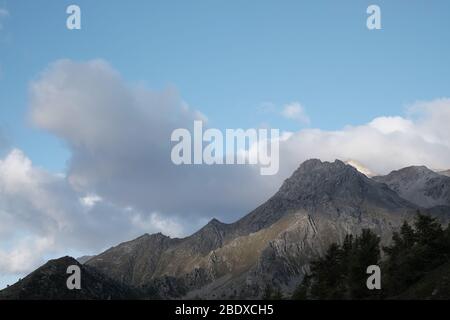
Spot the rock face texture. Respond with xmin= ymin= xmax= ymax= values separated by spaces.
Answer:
xmin=374 ymin=166 xmax=450 ymax=208
xmin=84 ymin=160 xmax=424 ymax=298
xmin=2 ymin=159 xmax=450 ymax=300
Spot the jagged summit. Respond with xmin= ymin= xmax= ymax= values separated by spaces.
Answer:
xmin=273 ymin=158 xmax=412 ymax=211
xmin=277 ymin=159 xmax=359 ymax=199
xmin=374 ymin=165 xmax=450 ymax=208
xmin=290 ymin=159 xmax=347 ymax=174
xmin=231 ymin=159 xmax=415 ymax=240
xmin=147 ymin=232 xmax=170 ymax=239
xmin=4 ymin=159 xmax=450 ymax=300
xmin=194 ymin=217 xmax=229 ymax=237
xmin=285 ymin=158 xmax=359 ymax=181
xmin=205 ymin=217 xmax=226 ymax=227
xmin=117 ymin=232 xmax=171 ymax=248
xmin=383 ymin=165 xmax=438 ymax=178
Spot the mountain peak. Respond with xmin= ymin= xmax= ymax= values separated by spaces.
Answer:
xmin=374 ymin=165 xmax=439 ymax=184
xmin=138 ymin=232 xmax=170 ymax=241
xmin=5 ymin=158 xmax=448 ymax=300
xmin=263 ymin=158 xmax=416 ymax=217
xmin=278 ymin=159 xmax=360 ymax=198
xmin=0 ymin=255 xmax=137 ymax=300
xmin=393 ymin=165 xmax=436 ymax=176
xmin=194 ymin=217 xmax=228 ymax=235
xmin=207 ymin=218 xmax=223 ymax=226
xmin=374 ymin=165 xmax=450 ymax=208
xmin=295 ymin=159 xmax=346 ymax=172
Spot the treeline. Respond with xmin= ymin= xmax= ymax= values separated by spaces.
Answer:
xmin=292 ymin=212 xmax=450 ymax=299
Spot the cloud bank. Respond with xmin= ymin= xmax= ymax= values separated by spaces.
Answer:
xmin=29 ymin=60 xmax=275 ymax=219
xmin=1 ymin=59 xmax=450 ymax=287
xmin=278 ymin=101 xmax=450 ymax=177
xmin=0 ymin=148 xmax=184 ymax=277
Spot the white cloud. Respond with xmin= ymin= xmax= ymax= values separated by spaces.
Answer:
xmin=278 ymin=99 xmax=450 ymax=176
xmin=368 ymin=116 xmax=414 ymax=134
xmin=0 ymin=147 xmax=186 ymax=283
xmin=281 ymin=102 xmax=310 ymax=124
xmin=27 ymin=59 xmax=450 ymax=230
xmin=0 ymin=235 xmax=55 ymax=274
xmin=131 ymin=212 xmax=184 ymax=238
xmin=0 ymin=58 xmax=279 ymax=287
xmin=80 ymin=194 xmax=102 ymax=208
xmin=344 ymin=160 xmax=375 ymax=177
xmin=408 ymin=98 xmax=450 ymax=148
xmin=3 ymin=59 xmax=450 ymax=288
xmin=29 ymin=59 xmax=276 ymax=221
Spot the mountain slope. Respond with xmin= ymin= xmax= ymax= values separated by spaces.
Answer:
xmin=86 ymin=159 xmax=421 ymax=298
xmin=374 ymin=166 xmax=450 ymax=208
xmin=3 ymin=159 xmax=449 ymax=300
xmin=439 ymin=170 xmax=450 ymax=177
xmin=0 ymin=257 xmax=137 ymax=300
xmin=77 ymin=255 xmax=94 ymax=264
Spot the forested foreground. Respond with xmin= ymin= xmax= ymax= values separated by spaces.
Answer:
xmin=291 ymin=212 xmax=450 ymax=300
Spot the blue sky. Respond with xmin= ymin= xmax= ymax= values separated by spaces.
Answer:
xmin=1 ymin=0 xmax=450 ymax=172
xmin=1 ymin=1 xmax=450 ymax=289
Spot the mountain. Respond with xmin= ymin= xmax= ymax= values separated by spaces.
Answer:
xmin=2 ymin=159 xmax=449 ymax=300
xmin=344 ymin=159 xmax=375 ymax=177
xmin=84 ymin=159 xmax=421 ymax=299
xmin=77 ymin=255 xmax=94 ymax=264
xmin=374 ymin=166 xmax=450 ymax=208
xmin=0 ymin=257 xmax=138 ymax=300
xmin=439 ymin=170 xmax=450 ymax=177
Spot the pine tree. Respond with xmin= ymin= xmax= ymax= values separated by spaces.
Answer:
xmin=292 ymin=274 xmax=311 ymax=300
xmin=382 ymin=212 xmax=450 ymax=296
xmin=292 ymin=214 xmax=450 ymax=300
xmin=347 ymin=229 xmax=380 ymax=299
xmin=294 ymin=229 xmax=380 ymax=300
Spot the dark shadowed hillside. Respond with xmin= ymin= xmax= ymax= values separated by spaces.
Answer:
xmin=0 ymin=257 xmax=138 ymax=300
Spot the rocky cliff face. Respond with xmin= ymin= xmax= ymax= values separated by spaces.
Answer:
xmin=3 ymin=159 xmax=450 ymax=300
xmin=84 ymin=159 xmax=425 ymax=298
xmin=374 ymin=166 xmax=450 ymax=208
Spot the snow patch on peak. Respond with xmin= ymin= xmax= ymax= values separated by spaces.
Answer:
xmin=345 ymin=160 xmax=375 ymax=177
